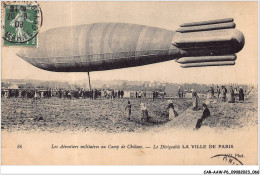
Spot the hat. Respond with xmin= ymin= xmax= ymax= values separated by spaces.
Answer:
xmin=202 ymin=103 xmax=207 ymax=107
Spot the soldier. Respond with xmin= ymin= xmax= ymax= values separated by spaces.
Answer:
xmin=234 ymin=88 xmax=238 ymax=96
xmin=90 ymin=90 xmax=93 ymax=99
xmin=138 ymin=91 xmax=142 ymax=98
xmin=34 ymin=90 xmax=39 ymax=100
xmin=210 ymin=87 xmax=214 ymax=98
xmin=43 ymin=90 xmax=46 ymax=98
xmin=152 ymin=91 xmax=155 ymax=101
xmin=195 ymin=103 xmax=211 ymax=129
xmin=167 ymin=100 xmax=178 ymax=120
xmin=23 ymin=90 xmax=28 ymax=99
xmin=178 ymin=86 xmax=181 ymax=99
xmin=125 ymin=100 xmax=132 ymax=120
xmin=111 ymin=90 xmax=114 ymax=100
xmin=48 ymin=89 xmax=52 ymax=98
xmin=121 ymin=90 xmax=124 ymax=99
xmin=221 ymin=86 xmax=227 ymax=102
xmin=6 ymin=89 xmax=10 ymax=98
xmin=118 ymin=90 xmax=121 ymax=98
xmin=140 ymin=103 xmax=149 ymax=122
xmin=216 ymin=86 xmax=220 ymax=98
xmin=68 ymin=90 xmax=72 ymax=99
xmin=239 ymin=87 xmax=244 ymax=102
xmin=228 ymin=86 xmax=235 ymax=103
xmin=191 ymin=89 xmax=199 ymax=110
xmin=1 ymin=89 xmax=5 ymax=97
xmin=94 ymin=89 xmax=97 ymax=100
xmin=143 ymin=91 xmax=146 ymax=98
xmin=15 ymin=89 xmax=19 ymax=98
xmin=58 ymin=89 xmax=62 ymax=98
xmin=17 ymin=89 xmax=21 ymax=98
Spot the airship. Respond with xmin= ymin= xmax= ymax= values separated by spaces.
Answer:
xmin=17 ymin=18 xmax=245 ymax=72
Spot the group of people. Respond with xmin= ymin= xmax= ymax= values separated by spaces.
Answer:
xmin=1 ymin=89 xmax=52 ymax=99
xmin=124 ymin=99 xmax=210 ymax=130
xmin=190 ymin=85 xmax=247 ymax=129
xmin=124 ymin=101 xmax=151 ymax=122
xmin=134 ymin=91 xmax=160 ymax=101
xmin=1 ymin=88 xmax=126 ymax=100
xmin=2 ymin=88 xmax=165 ymax=101
xmin=123 ymin=85 xmax=247 ymax=128
xmin=4 ymin=84 xmax=247 ymax=130
xmin=167 ymin=98 xmax=210 ymax=130
xmin=124 ymin=99 xmax=179 ymax=122
xmin=214 ymin=86 xmax=245 ymax=103
xmin=57 ymin=89 xmax=125 ymax=100
xmin=191 ymin=86 xmax=246 ymax=111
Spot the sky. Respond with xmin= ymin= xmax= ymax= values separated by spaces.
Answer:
xmin=1 ymin=1 xmax=258 ymax=85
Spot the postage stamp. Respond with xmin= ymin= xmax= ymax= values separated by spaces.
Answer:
xmin=2 ymin=2 xmax=42 ymax=47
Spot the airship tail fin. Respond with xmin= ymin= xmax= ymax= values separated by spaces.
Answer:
xmin=180 ymin=61 xmax=235 ymax=68
xmin=176 ymin=54 xmax=237 ymax=64
xmin=176 ymin=22 xmax=235 ymax=33
xmin=173 ymin=18 xmax=244 ymax=68
xmin=179 ymin=18 xmax=234 ymax=27
xmin=177 ymin=54 xmax=237 ymax=68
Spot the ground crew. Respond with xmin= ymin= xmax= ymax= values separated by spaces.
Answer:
xmin=140 ymin=103 xmax=149 ymax=121
xmin=195 ymin=103 xmax=211 ymax=129
xmin=228 ymin=86 xmax=235 ymax=103
xmin=125 ymin=100 xmax=132 ymax=120
xmin=167 ymin=100 xmax=178 ymax=120
xmin=191 ymin=89 xmax=199 ymax=110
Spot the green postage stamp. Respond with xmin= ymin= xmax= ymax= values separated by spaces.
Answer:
xmin=2 ymin=2 xmax=42 ymax=47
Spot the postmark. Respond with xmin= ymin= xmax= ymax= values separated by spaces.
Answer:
xmin=2 ymin=1 xmax=42 ymax=47
xmin=211 ymin=154 xmax=243 ymax=165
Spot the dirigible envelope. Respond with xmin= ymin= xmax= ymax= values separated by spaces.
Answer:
xmin=17 ymin=18 xmax=245 ymax=72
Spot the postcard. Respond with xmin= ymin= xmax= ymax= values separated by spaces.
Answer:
xmin=1 ymin=1 xmax=258 ymax=166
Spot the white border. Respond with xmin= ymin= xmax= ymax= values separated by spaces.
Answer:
xmin=1 ymin=165 xmax=260 ymax=174
xmin=0 ymin=0 xmax=259 ymax=174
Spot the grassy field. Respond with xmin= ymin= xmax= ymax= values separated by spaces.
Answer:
xmin=1 ymin=92 xmax=258 ymax=133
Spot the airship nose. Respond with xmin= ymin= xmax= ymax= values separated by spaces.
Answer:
xmin=16 ymin=49 xmax=29 ymax=62
xmin=16 ymin=49 xmax=24 ymax=58
xmin=16 ymin=48 xmax=40 ymax=69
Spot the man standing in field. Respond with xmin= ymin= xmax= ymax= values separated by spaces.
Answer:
xmin=125 ymin=100 xmax=132 ymax=120
xmin=152 ymin=91 xmax=155 ymax=101
xmin=216 ymin=86 xmax=220 ymax=98
xmin=195 ymin=103 xmax=211 ymax=129
xmin=221 ymin=86 xmax=227 ymax=102
xmin=167 ymin=100 xmax=178 ymax=120
xmin=140 ymin=103 xmax=149 ymax=121
xmin=178 ymin=86 xmax=181 ymax=99
xmin=228 ymin=86 xmax=235 ymax=103
xmin=210 ymin=87 xmax=214 ymax=98
xmin=239 ymin=87 xmax=244 ymax=102
xmin=191 ymin=89 xmax=199 ymax=110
